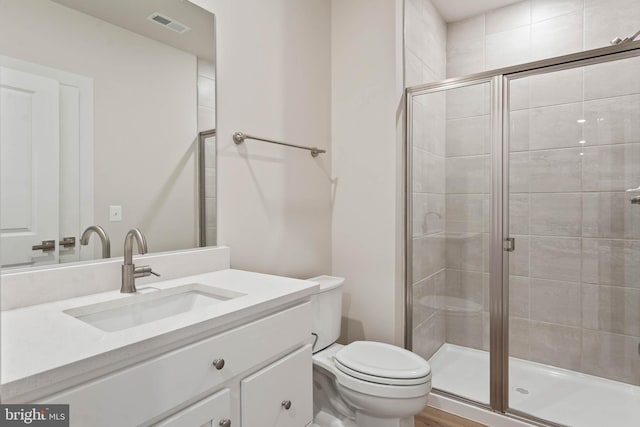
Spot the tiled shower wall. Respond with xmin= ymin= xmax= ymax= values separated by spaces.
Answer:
xmin=445 ymin=0 xmax=640 ymax=385
xmin=407 ymin=0 xmax=447 ymax=360
xmin=506 ymin=56 xmax=640 ymax=385
xmin=446 ymin=0 xmax=640 ymax=77
xmin=408 ymin=0 xmax=640 ymax=384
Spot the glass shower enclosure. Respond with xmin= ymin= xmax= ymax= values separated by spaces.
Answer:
xmin=406 ymin=40 xmax=640 ymax=427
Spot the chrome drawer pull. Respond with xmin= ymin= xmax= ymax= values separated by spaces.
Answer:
xmin=212 ymin=358 xmax=225 ymax=370
xmin=281 ymin=400 xmax=292 ymax=410
xmin=219 ymin=419 xmax=231 ymax=427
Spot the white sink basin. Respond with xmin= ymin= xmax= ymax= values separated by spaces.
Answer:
xmin=64 ymin=284 xmax=246 ymax=332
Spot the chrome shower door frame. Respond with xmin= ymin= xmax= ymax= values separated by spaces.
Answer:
xmin=404 ymin=39 xmax=640 ymax=424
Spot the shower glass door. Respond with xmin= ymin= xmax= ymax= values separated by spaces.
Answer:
xmin=408 ymin=78 xmax=494 ymax=405
xmin=506 ymin=53 xmax=640 ymax=426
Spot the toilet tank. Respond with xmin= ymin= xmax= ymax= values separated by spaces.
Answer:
xmin=307 ymin=275 xmax=344 ymax=353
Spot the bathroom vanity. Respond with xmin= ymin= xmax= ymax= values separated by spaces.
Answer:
xmin=1 ymin=248 xmax=318 ymax=427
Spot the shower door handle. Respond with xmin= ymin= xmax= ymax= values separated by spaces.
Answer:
xmin=503 ymin=237 xmax=515 ymax=252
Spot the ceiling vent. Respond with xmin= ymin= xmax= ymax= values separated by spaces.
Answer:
xmin=147 ymin=13 xmax=190 ymax=34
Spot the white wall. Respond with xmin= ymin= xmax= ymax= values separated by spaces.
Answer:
xmin=0 ymin=0 xmax=198 ymax=256
xmin=331 ymin=0 xmax=405 ymax=345
xmin=193 ymin=0 xmax=405 ymax=345
xmin=190 ymin=0 xmax=332 ymax=278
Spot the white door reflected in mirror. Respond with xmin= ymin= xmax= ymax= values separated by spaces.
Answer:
xmin=0 ymin=67 xmax=60 ymax=268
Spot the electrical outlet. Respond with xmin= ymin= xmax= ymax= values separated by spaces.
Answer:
xmin=109 ymin=205 xmax=122 ymax=222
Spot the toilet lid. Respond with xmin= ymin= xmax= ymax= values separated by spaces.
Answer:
xmin=334 ymin=341 xmax=431 ymax=382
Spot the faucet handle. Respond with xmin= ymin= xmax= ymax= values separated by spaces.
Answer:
xmin=134 ymin=265 xmax=160 ymax=278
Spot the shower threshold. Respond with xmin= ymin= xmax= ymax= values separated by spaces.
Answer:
xmin=429 ymin=343 xmax=640 ymax=427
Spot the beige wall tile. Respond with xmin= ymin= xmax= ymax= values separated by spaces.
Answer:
xmin=445 ymin=232 xmax=485 ymax=272
xmin=446 ymin=39 xmax=485 ymax=78
xmin=582 ymin=144 xmax=640 ymax=192
xmin=509 ymin=193 xmax=530 ymax=235
xmin=528 ymin=67 xmax=583 ymax=108
xmin=584 ymin=55 xmax=640 ymax=100
xmin=509 ymin=317 xmax=531 ymax=359
xmin=530 ymin=278 xmax=582 ymax=326
xmin=528 ymin=103 xmax=584 ymax=150
xmin=413 ymin=193 xmax=445 ymax=237
xmin=509 ymin=77 xmax=531 ymax=112
xmin=531 ymin=0 xmax=584 ymax=23
xmin=413 ymin=312 xmax=446 ymax=360
xmin=413 ymin=271 xmax=445 ymax=325
xmin=590 ymin=285 xmax=640 ymax=336
xmin=413 ymin=234 xmax=445 ymax=282
xmin=445 ymin=115 xmax=490 ymax=157
xmin=509 ymin=235 xmax=530 ymax=276
xmin=485 ymin=1 xmax=531 ymax=35
xmin=583 ymin=95 xmax=640 ymax=146
xmin=582 ymin=329 xmax=640 ymax=385
xmin=528 ymin=321 xmax=582 ymax=370
xmin=583 ymin=192 xmax=640 ymax=239
xmin=529 ymin=193 xmax=582 ymax=236
xmin=509 ymin=109 xmax=530 ymax=152
xmin=444 ymin=268 xmax=485 ymax=307
xmin=531 ymin=11 xmax=584 ymax=60
xmin=445 ymin=194 xmax=489 ymax=233
xmin=445 ymin=311 xmax=484 ymax=350
xmin=582 ymin=238 xmax=640 ymax=288
xmin=445 ymin=155 xmax=490 ymax=194
xmin=530 ymin=237 xmax=582 ymax=282
xmin=509 ymin=152 xmax=531 ymax=192
xmin=485 ymin=26 xmax=532 ymax=70
xmin=584 ymin=0 xmax=640 ymax=50
xmin=510 ymin=275 xmax=531 ymax=318
xmin=529 ymin=148 xmax=583 ymax=192
xmin=413 ymin=148 xmax=445 ymax=194
xmin=446 ymin=83 xmax=490 ymax=119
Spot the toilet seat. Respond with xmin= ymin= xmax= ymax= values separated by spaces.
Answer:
xmin=334 ymin=341 xmax=431 ymax=383
xmin=319 ymin=342 xmax=432 ymax=399
xmin=333 ymin=363 xmax=431 ymax=399
xmin=334 ymin=359 xmax=429 ymax=386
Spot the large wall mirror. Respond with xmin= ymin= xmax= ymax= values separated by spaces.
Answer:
xmin=0 ymin=0 xmax=216 ymax=270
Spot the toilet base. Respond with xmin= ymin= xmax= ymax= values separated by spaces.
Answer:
xmin=313 ymin=410 xmax=414 ymax=427
xmin=355 ymin=413 xmax=415 ymax=427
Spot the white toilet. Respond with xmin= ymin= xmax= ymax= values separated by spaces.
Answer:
xmin=308 ymin=275 xmax=432 ymax=427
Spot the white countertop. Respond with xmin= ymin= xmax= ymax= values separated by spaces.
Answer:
xmin=1 ymin=269 xmax=319 ymax=402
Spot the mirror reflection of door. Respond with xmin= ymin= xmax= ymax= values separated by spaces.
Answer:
xmin=1 ymin=66 xmax=60 ymax=268
xmin=0 ymin=59 xmax=93 ymax=268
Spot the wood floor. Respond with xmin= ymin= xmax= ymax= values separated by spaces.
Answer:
xmin=415 ymin=406 xmax=487 ymax=427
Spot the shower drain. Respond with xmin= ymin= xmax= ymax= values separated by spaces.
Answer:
xmin=513 ymin=387 xmax=530 ymax=395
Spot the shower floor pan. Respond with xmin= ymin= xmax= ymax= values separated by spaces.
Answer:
xmin=429 ymin=343 xmax=640 ymax=427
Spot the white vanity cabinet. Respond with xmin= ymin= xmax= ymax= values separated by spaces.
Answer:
xmin=39 ymin=302 xmax=313 ymax=427
xmin=241 ymin=344 xmax=313 ymax=427
xmin=155 ymin=389 xmax=231 ymax=427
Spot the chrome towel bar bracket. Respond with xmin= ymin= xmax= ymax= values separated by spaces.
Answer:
xmin=233 ymin=131 xmax=326 ymax=158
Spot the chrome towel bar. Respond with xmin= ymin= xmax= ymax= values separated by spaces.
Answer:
xmin=233 ymin=131 xmax=326 ymax=157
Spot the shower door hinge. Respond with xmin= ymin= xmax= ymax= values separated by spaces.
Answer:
xmin=503 ymin=237 xmax=515 ymax=252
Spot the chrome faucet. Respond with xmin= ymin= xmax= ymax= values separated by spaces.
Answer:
xmin=121 ymin=228 xmax=159 ymax=293
xmin=80 ymin=225 xmax=111 ymax=258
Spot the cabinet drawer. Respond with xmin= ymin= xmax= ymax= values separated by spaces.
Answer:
xmin=241 ymin=344 xmax=312 ymax=427
xmin=155 ymin=388 xmax=231 ymax=427
xmin=44 ymin=302 xmax=311 ymax=426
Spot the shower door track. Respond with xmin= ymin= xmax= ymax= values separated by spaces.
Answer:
xmin=404 ymin=39 xmax=640 ymax=424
